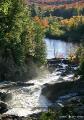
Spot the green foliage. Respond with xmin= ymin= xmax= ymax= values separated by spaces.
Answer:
xmin=76 ymin=45 xmax=84 ymax=77
xmin=40 ymin=100 xmax=84 ymax=120
xmin=46 ymin=15 xmax=84 ymax=42
xmin=0 ymin=0 xmax=46 ymax=66
xmin=40 ymin=107 xmax=75 ymax=120
xmin=30 ymin=4 xmax=43 ymax=18
xmin=40 ymin=110 xmax=59 ymax=120
xmin=0 ymin=0 xmax=46 ymax=81
xmin=0 ymin=0 xmax=29 ymax=65
xmin=46 ymin=17 xmax=64 ymax=38
xmin=62 ymin=16 xmax=84 ymax=41
xmin=33 ymin=22 xmax=46 ymax=65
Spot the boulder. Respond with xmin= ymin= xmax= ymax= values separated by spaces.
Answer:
xmin=0 ymin=102 xmax=8 ymax=114
xmin=16 ymin=82 xmax=34 ymax=87
xmin=62 ymin=59 xmax=70 ymax=64
xmin=42 ymin=79 xmax=84 ymax=102
xmin=0 ymin=92 xmax=12 ymax=102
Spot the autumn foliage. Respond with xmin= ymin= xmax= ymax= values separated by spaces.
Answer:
xmin=28 ymin=0 xmax=84 ymax=10
xmin=34 ymin=16 xmax=49 ymax=28
xmin=61 ymin=16 xmax=84 ymax=28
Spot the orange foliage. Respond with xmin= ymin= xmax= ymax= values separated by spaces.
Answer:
xmin=41 ymin=19 xmax=49 ymax=27
xmin=34 ymin=16 xmax=49 ymax=28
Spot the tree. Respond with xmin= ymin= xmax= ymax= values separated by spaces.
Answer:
xmin=76 ymin=45 xmax=84 ymax=78
xmin=0 ymin=0 xmax=46 ymax=80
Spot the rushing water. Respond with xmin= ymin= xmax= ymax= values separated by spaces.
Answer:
xmin=0 ymin=73 xmax=61 ymax=116
xmin=45 ymin=38 xmax=78 ymax=59
xmin=0 ymin=39 xmax=78 ymax=117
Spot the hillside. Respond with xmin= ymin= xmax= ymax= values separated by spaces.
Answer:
xmin=28 ymin=0 xmax=84 ymax=9
xmin=28 ymin=0 xmax=83 ymax=5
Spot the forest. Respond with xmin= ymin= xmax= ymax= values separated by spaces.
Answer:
xmin=0 ymin=0 xmax=47 ymax=81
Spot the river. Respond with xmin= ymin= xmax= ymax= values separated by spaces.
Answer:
xmin=45 ymin=38 xmax=78 ymax=59
xmin=0 ymin=39 xmax=79 ymax=117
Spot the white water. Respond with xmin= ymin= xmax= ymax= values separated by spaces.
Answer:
xmin=0 ymin=39 xmax=78 ymax=117
xmin=0 ymin=64 xmax=75 ymax=117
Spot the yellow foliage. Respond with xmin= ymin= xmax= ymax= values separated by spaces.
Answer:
xmin=61 ymin=16 xmax=84 ymax=28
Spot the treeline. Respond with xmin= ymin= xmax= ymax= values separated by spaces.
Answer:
xmin=45 ymin=16 xmax=84 ymax=42
xmin=44 ymin=7 xmax=84 ymax=18
xmin=0 ymin=0 xmax=47 ymax=81
xmin=30 ymin=0 xmax=84 ymax=18
xmin=60 ymin=16 xmax=84 ymax=42
xmin=30 ymin=3 xmax=84 ymax=20
xmin=30 ymin=3 xmax=84 ymax=41
xmin=76 ymin=45 xmax=84 ymax=78
xmin=29 ymin=0 xmax=84 ymax=11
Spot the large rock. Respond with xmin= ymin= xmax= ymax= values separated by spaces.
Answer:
xmin=0 ymin=92 xmax=12 ymax=102
xmin=16 ymin=82 xmax=34 ymax=87
xmin=42 ymin=79 xmax=84 ymax=102
xmin=0 ymin=102 xmax=8 ymax=114
xmin=1 ymin=114 xmax=41 ymax=120
xmin=2 ymin=115 xmax=22 ymax=120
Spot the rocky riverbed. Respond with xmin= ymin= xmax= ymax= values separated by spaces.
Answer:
xmin=0 ymin=58 xmax=84 ymax=120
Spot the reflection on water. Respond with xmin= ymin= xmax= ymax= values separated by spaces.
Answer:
xmin=45 ymin=38 xmax=78 ymax=59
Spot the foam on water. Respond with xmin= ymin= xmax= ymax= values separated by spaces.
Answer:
xmin=0 ymin=64 xmax=76 ymax=117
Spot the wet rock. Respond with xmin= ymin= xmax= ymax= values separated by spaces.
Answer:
xmin=2 ymin=115 xmax=22 ymax=120
xmin=61 ymin=59 xmax=71 ymax=64
xmin=60 ymin=103 xmax=84 ymax=116
xmin=53 ymin=92 xmax=84 ymax=116
xmin=42 ymin=79 xmax=84 ymax=102
xmin=78 ymin=91 xmax=84 ymax=96
xmin=1 ymin=113 xmax=41 ymax=120
xmin=42 ymin=81 xmax=75 ymax=102
xmin=0 ymin=92 xmax=12 ymax=102
xmin=47 ymin=58 xmax=78 ymax=68
xmin=47 ymin=58 xmax=61 ymax=66
xmin=61 ymin=71 xmax=67 ymax=76
xmin=16 ymin=82 xmax=34 ymax=87
xmin=74 ymin=105 xmax=84 ymax=115
xmin=0 ymin=102 xmax=8 ymax=114
xmin=68 ymin=97 xmax=80 ymax=104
